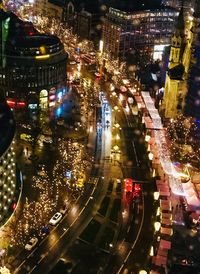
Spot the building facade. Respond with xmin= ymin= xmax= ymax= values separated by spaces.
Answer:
xmin=102 ymin=7 xmax=179 ymax=60
xmin=76 ymin=10 xmax=101 ymax=44
xmin=0 ymin=99 xmax=16 ymax=225
xmin=0 ymin=9 xmax=67 ymax=110
xmin=161 ymin=7 xmax=193 ymax=118
xmin=184 ymin=3 xmax=200 ymax=119
xmin=162 ymin=0 xmax=196 ymax=10
xmin=34 ymin=0 xmax=76 ymax=22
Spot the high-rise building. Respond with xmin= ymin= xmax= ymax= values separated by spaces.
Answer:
xmin=76 ymin=2 xmax=102 ymax=45
xmin=0 ymin=9 xmax=67 ymax=110
xmin=102 ymin=6 xmax=178 ymax=60
xmin=34 ymin=0 xmax=78 ymax=22
xmin=0 ymin=98 xmax=16 ymax=225
xmin=161 ymin=7 xmax=193 ymax=118
xmin=162 ymin=0 xmax=196 ymax=10
xmin=184 ymin=2 xmax=200 ymax=119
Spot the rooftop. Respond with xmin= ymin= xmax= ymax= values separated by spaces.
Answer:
xmin=0 ymin=9 xmax=63 ymax=54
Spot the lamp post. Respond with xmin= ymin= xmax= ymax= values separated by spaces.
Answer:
xmin=154 ymin=221 xmax=161 ymax=232
xmin=139 ymin=270 xmax=147 ymax=274
xmin=111 ymin=145 xmax=121 ymax=164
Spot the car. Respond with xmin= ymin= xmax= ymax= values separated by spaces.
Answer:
xmin=25 ymin=237 xmax=38 ymax=251
xmin=95 ymin=72 xmax=101 ymax=78
xmin=49 ymin=212 xmax=62 ymax=225
xmin=56 ymin=118 xmax=64 ymax=126
xmin=43 ymin=136 xmax=53 ymax=144
xmin=60 ymin=205 xmax=68 ymax=215
xmin=41 ymin=225 xmax=50 ymax=237
xmin=69 ymin=60 xmax=76 ymax=65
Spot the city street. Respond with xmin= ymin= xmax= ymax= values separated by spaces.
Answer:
xmin=0 ymin=3 xmax=161 ymax=274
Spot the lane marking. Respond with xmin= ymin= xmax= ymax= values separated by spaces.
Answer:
xmin=117 ymin=188 xmax=145 ymax=274
xmin=24 ymin=180 xmax=99 ymax=273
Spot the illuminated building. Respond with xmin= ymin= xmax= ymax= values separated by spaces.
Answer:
xmin=0 ymin=9 xmax=67 ymax=109
xmin=162 ymin=7 xmax=193 ymax=118
xmin=102 ymin=7 xmax=178 ymax=60
xmin=161 ymin=0 xmax=196 ymax=10
xmin=184 ymin=2 xmax=200 ymax=119
xmin=0 ymin=98 xmax=16 ymax=225
xmin=37 ymin=0 xmax=74 ymax=20
xmin=45 ymin=0 xmax=102 ymax=45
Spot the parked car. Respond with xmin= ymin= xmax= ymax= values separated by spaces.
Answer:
xmin=49 ymin=212 xmax=62 ymax=225
xmin=69 ymin=60 xmax=76 ymax=65
xmin=41 ymin=225 xmax=50 ymax=237
xmin=43 ymin=136 xmax=53 ymax=144
xmin=60 ymin=205 xmax=68 ymax=215
xmin=25 ymin=237 xmax=38 ymax=251
xmin=56 ymin=118 xmax=64 ymax=126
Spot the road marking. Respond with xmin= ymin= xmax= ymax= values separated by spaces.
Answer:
xmin=131 ymin=140 xmax=139 ymax=166
xmin=117 ymin=187 xmax=145 ymax=273
xmin=15 ymin=143 xmax=102 ymax=273
xmin=14 ymin=260 xmax=26 ymax=273
xmin=27 ymin=264 xmax=37 ymax=274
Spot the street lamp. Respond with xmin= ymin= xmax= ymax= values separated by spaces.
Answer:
xmin=149 ymin=246 xmax=154 ymax=257
xmin=154 ymin=221 xmax=161 ymax=232
xmin=148 ymin=152 xmax=154 ymax=161
xmin=154 ymin=192 xmax=159 ymax=200
xmin=145 ymin=134 xmax=151 ymax=142
xmin=139 ymin=271 xmax=147 ymax=274
xmin=116 ymin=134 xmax=120 ymax=140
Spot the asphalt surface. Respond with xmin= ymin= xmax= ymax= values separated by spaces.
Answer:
xmin=11 ymin=65 xmax=155 ymax=274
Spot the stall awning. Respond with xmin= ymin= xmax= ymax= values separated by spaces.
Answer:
xmin=159 ymin=239 xmax=171 ymax=249
xmin=161 ymin=218 xmax=172 ymax=226
xmin=161 ymin=227 xmax=173 ymax=236
xmin=152 ymin=255 xmax=167 ymax=266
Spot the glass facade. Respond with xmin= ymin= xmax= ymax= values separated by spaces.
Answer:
xmin=0 ymin=101 xmax=16 ymax=226
xmin=0 ymin=10 xmax=67 ymax=107
xmin=102 ymin=7 xmax=178 ymax=59
xmin=0 ymin=142 xmax=16 ymax=223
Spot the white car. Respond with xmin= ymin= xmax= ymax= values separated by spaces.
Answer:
xmin=69 ymin=61 xmax=76 ymax=65
xmin=49 ymin=212 xmax=62 ymax=225
xmin=25 ymin=237 xmax=38 ymax=251
xmin=43 ymin=136 xmax=53 ymax=144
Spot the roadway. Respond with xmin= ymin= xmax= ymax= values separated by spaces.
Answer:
xmin=12 ymin=92 xmax=114 ymax=274
xmin=11 ymin=65 xmax=155 ymax=274
xmin=101 ymin=82 xmax=155 ymax=274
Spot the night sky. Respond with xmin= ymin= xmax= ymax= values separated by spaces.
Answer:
xmin=76 ymin=0 xmax=163 ymax=12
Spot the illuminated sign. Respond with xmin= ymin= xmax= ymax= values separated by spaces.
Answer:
xmin=35 ymin=54 xmax=50 ymax=60
xmin=66 ymin=170 xmax=71 ymax=179
xmin=28 ymin=104 xmax=37 ymax=109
